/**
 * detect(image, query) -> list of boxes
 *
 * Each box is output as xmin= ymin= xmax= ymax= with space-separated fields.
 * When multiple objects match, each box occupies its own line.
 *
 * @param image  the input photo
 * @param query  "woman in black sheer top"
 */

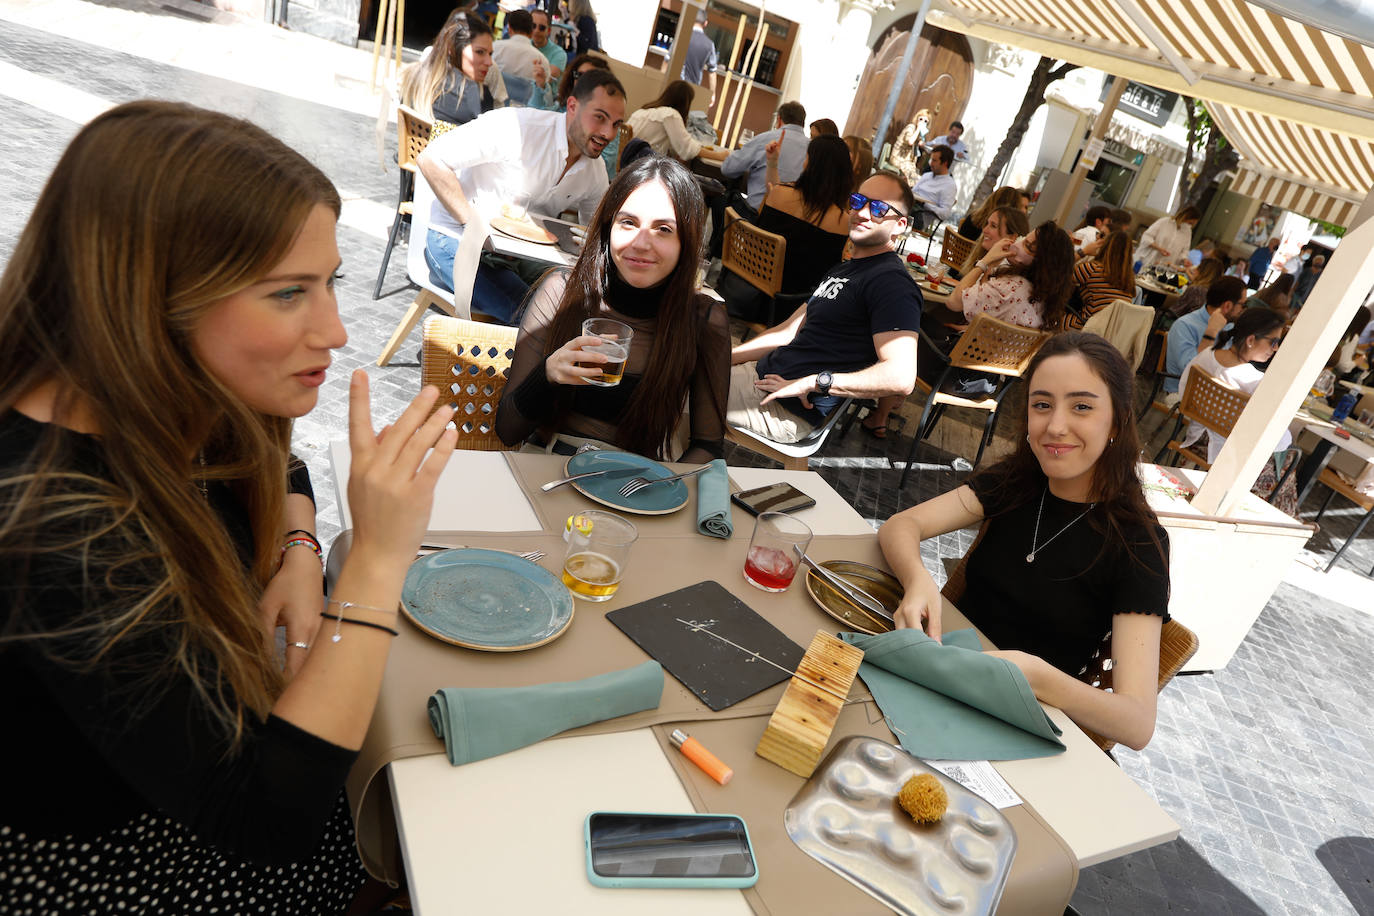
xmin=495 ymin=156 xmax=729 ymax=462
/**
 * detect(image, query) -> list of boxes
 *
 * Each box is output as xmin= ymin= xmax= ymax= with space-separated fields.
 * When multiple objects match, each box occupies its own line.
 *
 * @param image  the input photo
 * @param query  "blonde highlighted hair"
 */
xmin=0 ymin=100 xmax=341 ymax=744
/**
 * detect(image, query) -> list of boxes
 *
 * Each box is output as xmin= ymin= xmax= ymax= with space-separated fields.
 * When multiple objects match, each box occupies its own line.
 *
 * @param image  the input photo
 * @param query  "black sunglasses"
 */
xmin=848 ymin=192 xmax=905 ymax=221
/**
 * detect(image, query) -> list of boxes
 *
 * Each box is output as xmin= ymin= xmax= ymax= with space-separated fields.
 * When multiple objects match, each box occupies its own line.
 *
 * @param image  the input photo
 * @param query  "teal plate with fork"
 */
xmin=564 ymin=450 xmax=689 ymax=515
xmin=401 ymin=548 xmax=574 ymax=651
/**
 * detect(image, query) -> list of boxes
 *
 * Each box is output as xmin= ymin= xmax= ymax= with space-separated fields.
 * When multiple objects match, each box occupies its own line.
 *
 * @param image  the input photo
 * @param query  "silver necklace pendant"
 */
xmin=1026 ymin=551 xmax=1036 ymax=563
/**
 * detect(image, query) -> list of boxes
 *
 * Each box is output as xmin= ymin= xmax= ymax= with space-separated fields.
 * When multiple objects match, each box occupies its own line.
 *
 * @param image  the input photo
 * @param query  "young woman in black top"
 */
xmin=879 ymin=333 xmax=1170 ymax=750
xmin=0 ymin=101 xmax=455 ymax=911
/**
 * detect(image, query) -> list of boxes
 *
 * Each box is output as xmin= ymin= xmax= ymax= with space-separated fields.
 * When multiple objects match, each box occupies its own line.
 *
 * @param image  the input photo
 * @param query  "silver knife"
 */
xmin=540 ymin=467 xmax=643 ymax=491
xmin=794 ymin=547 xmax=894 ymax=623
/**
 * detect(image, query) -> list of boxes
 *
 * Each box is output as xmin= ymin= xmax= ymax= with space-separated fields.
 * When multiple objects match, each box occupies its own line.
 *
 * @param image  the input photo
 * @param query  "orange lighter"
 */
xmin=670 ymin=729 xmax=734 ymax=785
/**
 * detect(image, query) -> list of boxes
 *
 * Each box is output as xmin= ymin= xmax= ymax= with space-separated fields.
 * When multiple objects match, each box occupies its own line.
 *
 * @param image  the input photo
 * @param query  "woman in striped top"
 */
xmin=1067 ymin=230 xmax=1136 ymax=329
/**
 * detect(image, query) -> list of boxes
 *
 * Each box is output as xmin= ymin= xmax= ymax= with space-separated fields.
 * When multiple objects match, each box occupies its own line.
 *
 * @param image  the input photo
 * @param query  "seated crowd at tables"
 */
xmin=3 ymin=18 xmax=1353 ymax=910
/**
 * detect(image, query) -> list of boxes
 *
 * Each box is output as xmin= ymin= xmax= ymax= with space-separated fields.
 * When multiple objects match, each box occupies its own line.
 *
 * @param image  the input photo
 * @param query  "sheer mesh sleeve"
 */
xmin=495 ymin=271 xmax=569 ymax=447
xmin=680 ymin=296 xmax=730 ymax=463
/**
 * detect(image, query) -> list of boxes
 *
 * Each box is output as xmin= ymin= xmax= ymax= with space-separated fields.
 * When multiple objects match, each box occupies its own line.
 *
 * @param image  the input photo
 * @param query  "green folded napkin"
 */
xmin=840 ymin=629 xmax=1065 ymax=761
xmin=427 ymin=660 xmax=664 ymax=766
xmin=696 ymin=458 xmax=733 ymax=539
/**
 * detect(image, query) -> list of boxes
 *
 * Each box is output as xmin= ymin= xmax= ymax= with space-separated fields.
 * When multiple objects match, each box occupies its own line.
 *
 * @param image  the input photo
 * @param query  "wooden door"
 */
xmin=843 ymin=20 xmax=973 ymax=156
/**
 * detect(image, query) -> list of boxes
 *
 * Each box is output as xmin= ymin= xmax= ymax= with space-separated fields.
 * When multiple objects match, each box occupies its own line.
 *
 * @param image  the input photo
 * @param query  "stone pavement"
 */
xmin=1 ymin=4 xmax=1371 ymax=913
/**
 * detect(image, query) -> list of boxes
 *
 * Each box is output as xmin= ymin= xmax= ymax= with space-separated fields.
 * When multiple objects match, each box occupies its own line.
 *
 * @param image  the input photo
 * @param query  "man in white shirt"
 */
xmin=721 ymin=100 xmax=807 ymax=213
xmin=529 ymin=9 xmax=565 ymax=78
xmin=921 ymin=120 xmax=968 ymax=162
xmin=418 ymin=69 xmax=626 ymax=323
xmin=492 ymin=10 xmax=549 ymax=85
xmin=678 ymin=7 xmax=718 ymax=105
xmin=909 ymin=145 xmax=958 ymax=227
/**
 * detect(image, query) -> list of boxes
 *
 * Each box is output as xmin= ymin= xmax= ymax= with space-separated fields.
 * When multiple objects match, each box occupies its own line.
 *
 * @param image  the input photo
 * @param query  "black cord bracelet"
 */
xmin=319 ymin=611 xmax=400 ymax=638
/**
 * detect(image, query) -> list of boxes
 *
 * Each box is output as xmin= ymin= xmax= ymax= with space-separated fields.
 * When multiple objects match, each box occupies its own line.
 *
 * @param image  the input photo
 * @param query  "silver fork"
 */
xmin=617 ymin=464 xmax=712 ymax=497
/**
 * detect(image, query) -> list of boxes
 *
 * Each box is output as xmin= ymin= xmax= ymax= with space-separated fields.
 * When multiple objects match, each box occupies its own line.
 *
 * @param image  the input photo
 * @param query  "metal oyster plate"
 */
xmin=785 ymin=736 xmax=1016 ymax=915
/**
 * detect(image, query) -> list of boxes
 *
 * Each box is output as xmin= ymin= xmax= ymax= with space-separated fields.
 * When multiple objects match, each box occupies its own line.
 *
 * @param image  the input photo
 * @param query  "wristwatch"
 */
xmin=815 ymin=370 xmax=834 ymax=397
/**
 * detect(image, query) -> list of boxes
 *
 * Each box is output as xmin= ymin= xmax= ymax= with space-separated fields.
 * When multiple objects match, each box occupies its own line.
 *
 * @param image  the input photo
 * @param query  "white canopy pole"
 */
xmin=1192 ymin=187 xmax=1374 ymax=516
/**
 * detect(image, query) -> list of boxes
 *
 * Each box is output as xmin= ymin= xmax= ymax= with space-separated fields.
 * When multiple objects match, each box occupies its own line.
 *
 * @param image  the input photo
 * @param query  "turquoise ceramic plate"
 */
xmin=400 ymin=548 xmax=574 ymax=652
xmin=565 ymin=451 xmax=689 ymax=516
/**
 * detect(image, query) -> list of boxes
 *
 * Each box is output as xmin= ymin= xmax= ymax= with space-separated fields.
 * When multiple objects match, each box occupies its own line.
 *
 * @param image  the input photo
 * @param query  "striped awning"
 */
xmin=929 ymin=0 xmax=1374 ymax=225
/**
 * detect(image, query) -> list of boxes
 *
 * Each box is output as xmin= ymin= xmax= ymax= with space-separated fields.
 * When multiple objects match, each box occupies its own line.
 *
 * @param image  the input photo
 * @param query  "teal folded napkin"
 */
xmin=840 ymin=629 xmax=1065 ymax=761
xmin=427 ymin=660 xmax=664 ymax=766
xmin=696 ymin=458 xmax=733 ymax=539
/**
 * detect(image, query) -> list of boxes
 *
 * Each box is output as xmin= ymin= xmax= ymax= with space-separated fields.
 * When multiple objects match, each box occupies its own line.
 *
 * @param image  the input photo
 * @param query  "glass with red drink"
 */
xmin=743 ymin=511 xmax=813 ymax=592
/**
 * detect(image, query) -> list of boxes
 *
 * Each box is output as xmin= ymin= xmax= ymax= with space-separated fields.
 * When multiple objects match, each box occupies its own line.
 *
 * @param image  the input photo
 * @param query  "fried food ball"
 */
xmin=898 ymin=772 xmax=948 ymax=824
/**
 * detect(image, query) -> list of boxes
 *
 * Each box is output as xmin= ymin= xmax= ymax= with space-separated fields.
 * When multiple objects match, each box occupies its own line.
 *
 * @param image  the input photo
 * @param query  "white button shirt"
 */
xmin=423 ymin=107 xmax=608 ymax=239
xmin=492 ymin=34 xmax=547 ymax=83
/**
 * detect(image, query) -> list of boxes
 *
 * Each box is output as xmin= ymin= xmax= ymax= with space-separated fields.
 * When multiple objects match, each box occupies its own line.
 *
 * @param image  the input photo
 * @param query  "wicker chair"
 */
xmin=373 ymin=105 xmax=434 ymax=300
xmin=898 ymin=314 xmax=1051 ymax=489
xmin=939 ymin=227 xmax=977 ymax=272
xmin=718 ymin=207 xmax=811 ymax=331
xmin=420 ymin=315 xmax=518 ymax=450
xmin=614 ymin=122 xmax=634 ymax=173
xmin=941 ymin=522 xmax=1200 ymax=754
xmin=1158 ymin=369 xmax=1249 ymax=470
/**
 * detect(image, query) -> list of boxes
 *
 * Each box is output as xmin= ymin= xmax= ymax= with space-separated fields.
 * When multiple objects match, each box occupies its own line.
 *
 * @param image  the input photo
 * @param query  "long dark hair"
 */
xmin=1095 ymin=229 xmax=1136 ymax=297
xmin=556 ymin=53 xmax=609 ymax=107
xmin=399 ymin=9 xmax=492 ymax=117
xmin=541 ymin=157 xmax=724 ymax=458
xmin=1253 ymin=273 xmax=1295 ymax=308
xmin=1216 ymin=306 xmax=1284 ymax=357
xmin=995 ymin=220 xmax=1075 ymax=329
xmin=788 ymin=135 xmax=852 ymax=224
xmin=646 ymin=79 xmax=696 ymax=123
xmin=967 ymin=186 xmax=1026 ymax=230
xmin=969 ymin=332 xmax=1166 ymax=563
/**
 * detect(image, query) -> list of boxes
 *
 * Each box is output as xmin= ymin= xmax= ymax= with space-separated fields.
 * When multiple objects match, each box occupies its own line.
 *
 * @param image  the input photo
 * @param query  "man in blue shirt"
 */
xmin=1247 ymin=238 xmax=1278 ymax=290
xmin=529 ymin=9 xmax=566 ymax=78
xmin=679 ymin=8 xmax=718 ymax=105
xmin=1163 ymin=276 xmax=1246 ymax=404
xmin=721 ymin=100 xmax=807 ymax=214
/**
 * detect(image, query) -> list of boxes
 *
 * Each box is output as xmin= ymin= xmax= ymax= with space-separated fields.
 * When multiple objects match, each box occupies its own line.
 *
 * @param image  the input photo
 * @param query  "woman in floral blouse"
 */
xmin=952 ymin=220 xmax=1075 ymax=330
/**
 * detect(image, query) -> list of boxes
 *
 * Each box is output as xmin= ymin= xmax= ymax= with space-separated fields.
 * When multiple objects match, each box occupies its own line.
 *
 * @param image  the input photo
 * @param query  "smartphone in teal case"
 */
xmin=584 ymin=811 xmax=760 ymax=889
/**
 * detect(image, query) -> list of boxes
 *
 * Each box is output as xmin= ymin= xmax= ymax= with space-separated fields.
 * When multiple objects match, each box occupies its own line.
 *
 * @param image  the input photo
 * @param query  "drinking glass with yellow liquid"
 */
xmin=561 ymin=510 xmax=637 ymax=601
xmin=581 ymin=318 xmax=633 ymax=388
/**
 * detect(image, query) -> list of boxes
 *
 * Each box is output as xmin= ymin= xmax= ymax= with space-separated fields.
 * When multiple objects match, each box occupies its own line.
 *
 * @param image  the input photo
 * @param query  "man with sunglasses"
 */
xmin=529 ymin=9 xmax=566 ymax=79
xmin=727 ymin=172 xmax=924 ymax=443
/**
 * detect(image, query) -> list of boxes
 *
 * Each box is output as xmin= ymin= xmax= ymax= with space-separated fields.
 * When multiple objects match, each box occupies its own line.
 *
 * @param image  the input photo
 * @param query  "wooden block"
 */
xmin=755 ymin=630 xmax=865 ymax=778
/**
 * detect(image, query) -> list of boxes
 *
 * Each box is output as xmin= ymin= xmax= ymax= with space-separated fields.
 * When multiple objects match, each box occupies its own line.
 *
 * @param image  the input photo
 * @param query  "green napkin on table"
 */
xmin=696 ymin=458 xmax=733 ymax=539
xmin=427 ymin=660 xmax=664 ymax=766
xmin=840 ymin=629 xmax=1065 ymax=761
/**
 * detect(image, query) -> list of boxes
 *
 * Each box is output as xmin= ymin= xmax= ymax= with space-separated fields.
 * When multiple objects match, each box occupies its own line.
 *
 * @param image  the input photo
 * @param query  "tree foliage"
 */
xmin=1179 ymin=97 xmax=1239 ymax=209
xmin=971 ymin=56 xmax=1079 ymax=204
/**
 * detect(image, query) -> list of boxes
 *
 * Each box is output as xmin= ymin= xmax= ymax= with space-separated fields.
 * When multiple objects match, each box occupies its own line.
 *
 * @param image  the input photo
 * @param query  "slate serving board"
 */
xmin=607 ymin=581 xmax=805 ymax=712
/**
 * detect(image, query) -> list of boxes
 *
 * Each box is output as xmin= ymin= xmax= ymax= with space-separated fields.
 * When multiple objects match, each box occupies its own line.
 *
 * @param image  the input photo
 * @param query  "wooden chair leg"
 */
xmin=377 ymin=289 xmax=452 ymax=366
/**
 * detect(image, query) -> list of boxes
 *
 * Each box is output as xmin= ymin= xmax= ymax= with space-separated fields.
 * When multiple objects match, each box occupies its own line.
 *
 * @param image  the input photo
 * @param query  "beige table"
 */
xmin=328 ymin=446 xmax=1178 ymax=912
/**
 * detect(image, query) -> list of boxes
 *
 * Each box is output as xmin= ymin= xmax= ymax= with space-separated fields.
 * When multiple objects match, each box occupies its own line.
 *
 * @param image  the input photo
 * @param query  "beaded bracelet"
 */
xmin=283 ymin=536 xmax=323 ymax=560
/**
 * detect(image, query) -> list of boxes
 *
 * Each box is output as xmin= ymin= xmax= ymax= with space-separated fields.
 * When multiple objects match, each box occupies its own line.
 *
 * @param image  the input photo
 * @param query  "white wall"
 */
xmin=1145 ymin=161 xmax=1181 ymax=213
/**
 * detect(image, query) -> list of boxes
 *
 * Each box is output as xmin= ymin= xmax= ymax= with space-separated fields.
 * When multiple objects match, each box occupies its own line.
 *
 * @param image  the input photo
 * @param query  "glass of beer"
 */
xmin=582 ymin=318 xmax=633 ymax=388
xmin=743 ymin=512 xmax=812 ymax=593
xmin=561 ymin=510 xmax=637 ymax=601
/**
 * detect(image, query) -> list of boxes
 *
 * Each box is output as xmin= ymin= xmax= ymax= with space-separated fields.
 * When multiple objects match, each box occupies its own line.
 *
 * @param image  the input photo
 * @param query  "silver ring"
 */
xmin=290 ymin=641 xmax=311 ymax=650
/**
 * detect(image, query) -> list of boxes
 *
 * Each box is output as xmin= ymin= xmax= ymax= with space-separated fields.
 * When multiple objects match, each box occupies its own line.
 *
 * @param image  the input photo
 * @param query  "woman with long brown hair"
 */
xmin=950 ymin=219 xmax=1076 ymax=330
xmin=399 ymin=9 xmax=500 ymax=124
xmin=626 ymin=78 xmax=704 ymax=161
xmin=957 ymin=185 xmax=1028 ymax=241
xmin=0 ymin=101 xmax=454 ymax=910
xmin=880 ymin=333 xmax=1170 ymax=750
xmin=1066 ymin=228 xmax=1137 ymax=328
xmin=959 ymin=204 xmax=1029 ymax=276
xmin=496 ymin=156 xmax=729 ymax=461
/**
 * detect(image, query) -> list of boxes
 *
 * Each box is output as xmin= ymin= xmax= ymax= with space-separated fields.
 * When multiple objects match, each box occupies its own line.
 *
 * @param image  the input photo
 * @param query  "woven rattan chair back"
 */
xmin=947 ymin=313 xmax=1051 ymax=376
xmin=421 ymin=316 xmax=518 ymax=451
xmin=398 ymin=105 xmax=434 ymax=172
xmin=940 ymin=228 xmax=977 ymax=271
xmin=1076 ymin=618 xmax=1199 ymax=752
xmin=721 ymin=212 xmax=786 ymax=298
xmin=617 ymin=122 xmax=633 ymax=162
xmin=1178 ymin=368 xmax=1249 ymax=439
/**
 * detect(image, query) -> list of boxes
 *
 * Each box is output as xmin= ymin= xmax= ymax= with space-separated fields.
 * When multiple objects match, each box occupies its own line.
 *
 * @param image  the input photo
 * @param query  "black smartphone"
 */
xmin=584 ymin=812 xmax=758 ymax=888
xmin=730 ymin=482 xmax=817 ymax=516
